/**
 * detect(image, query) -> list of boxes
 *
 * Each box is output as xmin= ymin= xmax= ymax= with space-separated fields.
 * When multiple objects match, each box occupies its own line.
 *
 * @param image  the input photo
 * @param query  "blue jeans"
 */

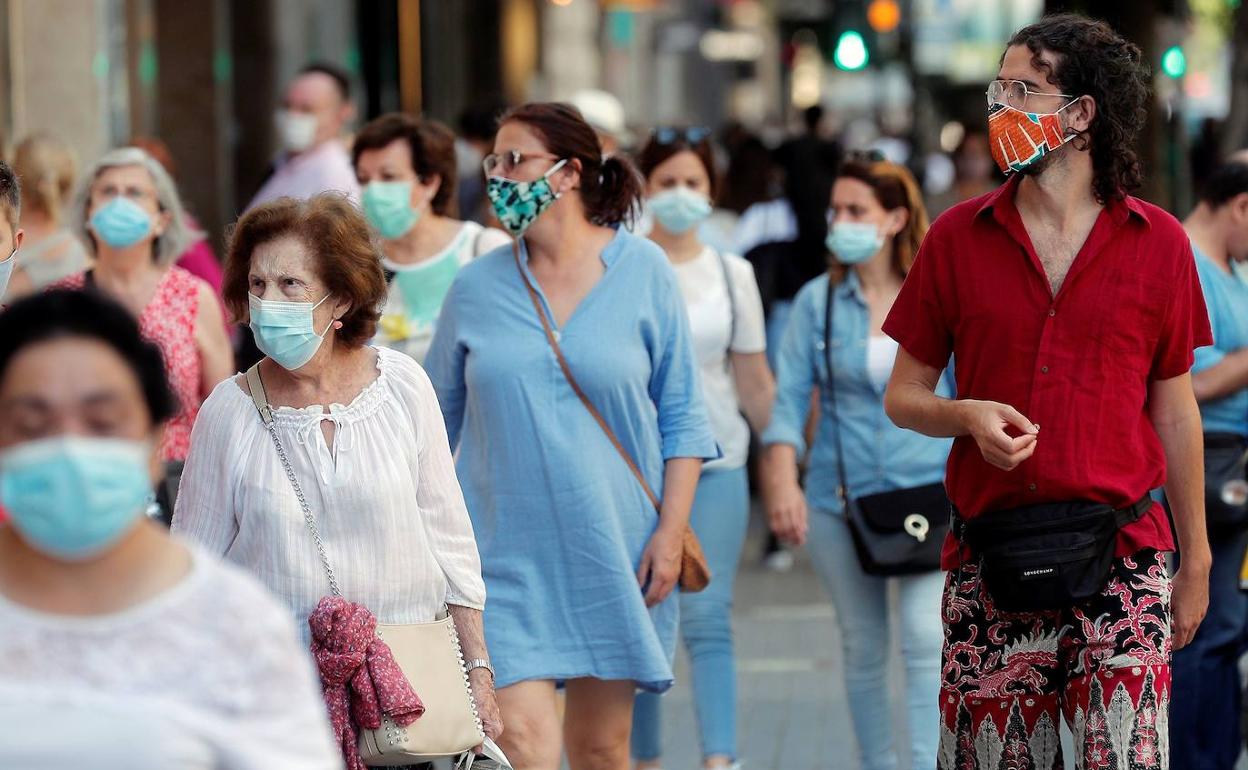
xmin=632 ymin=466 xmax=750 ymax=762
xmin=1170 ymin=524 xmax=1248 ymax=769
xmin=806 ymin=510 xmax=943 ymax=770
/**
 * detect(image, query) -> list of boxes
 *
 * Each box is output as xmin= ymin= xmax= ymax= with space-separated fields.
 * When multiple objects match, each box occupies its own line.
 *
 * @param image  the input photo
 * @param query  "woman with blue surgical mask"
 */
xmin=0 ymin=289 xmax=338 ymax=769
xmin=629 ymin=130 xmax=774 ymax=770
xmin=54 ymin=147 xmax=233 ymax=518
xmin=760 ymin=158 xmax=953 ymax=770
xmin=353 ymin=114 xmax=510 ymax=364
xmin=172 ymin=194 xmax=502 ymax=767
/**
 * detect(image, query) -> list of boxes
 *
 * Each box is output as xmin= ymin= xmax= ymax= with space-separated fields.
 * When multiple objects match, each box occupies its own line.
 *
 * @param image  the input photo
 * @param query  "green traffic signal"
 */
xmin=834 ymin=30 xmax=869 ymax=71
xmin=1161 ymin=45 xmax=1186 ymax=78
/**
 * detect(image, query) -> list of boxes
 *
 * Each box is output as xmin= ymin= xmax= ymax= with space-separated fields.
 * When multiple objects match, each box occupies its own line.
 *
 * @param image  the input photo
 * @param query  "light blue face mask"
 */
xmin=825 ymin=221 xmax=885 ymax=265
xmin=362 ymin=181 xmax=420 ymax=240
xmin=248 ymin=292 xmax=334 ymax=371
xmin=648 ymin=187 xmax=712 ymax=235
xmin=0 ymin=249 xmax=15 ymax=298
xmin=0 ymin=436 xmax=152 ymax=561
xmin=90 ymin=196 xmax=153 ymax=249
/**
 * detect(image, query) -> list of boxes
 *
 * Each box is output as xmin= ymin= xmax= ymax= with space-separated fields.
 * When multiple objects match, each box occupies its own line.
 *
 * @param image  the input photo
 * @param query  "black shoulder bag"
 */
xmin=822 ymin=277 xmax=949 ymax=576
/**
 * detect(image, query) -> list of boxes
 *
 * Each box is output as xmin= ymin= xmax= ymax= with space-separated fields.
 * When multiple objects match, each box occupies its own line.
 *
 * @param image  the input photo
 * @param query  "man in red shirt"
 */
xmin=883 ymin=14 xmax=1210 ymax=768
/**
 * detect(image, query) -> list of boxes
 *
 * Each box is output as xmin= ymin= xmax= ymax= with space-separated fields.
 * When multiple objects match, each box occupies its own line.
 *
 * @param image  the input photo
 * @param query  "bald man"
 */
xmin=247 ymin=63 xmax=361 ymax=210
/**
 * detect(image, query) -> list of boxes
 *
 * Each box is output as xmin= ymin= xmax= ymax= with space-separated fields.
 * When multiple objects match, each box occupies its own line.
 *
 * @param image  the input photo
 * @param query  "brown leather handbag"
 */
xmin=512 ymin=242 xmax=711 ymax=592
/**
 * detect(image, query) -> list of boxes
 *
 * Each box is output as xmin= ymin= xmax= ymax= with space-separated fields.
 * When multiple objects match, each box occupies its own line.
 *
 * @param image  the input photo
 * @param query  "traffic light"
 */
xmin=834 ymin=29 xmax=869 ymax=71
xmin=866 ymin=0 xmax=901 ymax=34
xmin=1161 ymin=45 xmax=1186 ymax=78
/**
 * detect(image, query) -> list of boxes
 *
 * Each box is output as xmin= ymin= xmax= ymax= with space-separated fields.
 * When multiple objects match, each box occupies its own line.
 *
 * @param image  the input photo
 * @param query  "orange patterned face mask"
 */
xmin=987 ymin=101 xmax=1076 ymax=175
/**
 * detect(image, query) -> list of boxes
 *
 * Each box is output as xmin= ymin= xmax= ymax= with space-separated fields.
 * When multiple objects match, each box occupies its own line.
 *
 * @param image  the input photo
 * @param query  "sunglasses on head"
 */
xmin=652 ymin=126 xmax=713 ymax=146
xmin=845 ymin=148 xmax=887 ymax=163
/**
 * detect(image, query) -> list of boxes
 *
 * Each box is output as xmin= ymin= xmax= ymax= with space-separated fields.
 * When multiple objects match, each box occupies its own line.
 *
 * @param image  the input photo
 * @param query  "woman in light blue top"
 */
xmin=760 ymin=159 xmax=952 ymax=770
xmin=425 ymin=103 xmax=718 ymax=770
xmin=1171 ymin=159 xmax=1248 ymax=766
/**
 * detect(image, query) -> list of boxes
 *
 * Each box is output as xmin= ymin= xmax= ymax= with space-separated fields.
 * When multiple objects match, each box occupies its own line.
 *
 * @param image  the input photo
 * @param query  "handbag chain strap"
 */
xmin=822 ymin=275 xmax=852 ymax=506
xmin=512 ymin=240 xmax=662 ymax=511
xmin=246 ymin=364 xmax=342 ymax=598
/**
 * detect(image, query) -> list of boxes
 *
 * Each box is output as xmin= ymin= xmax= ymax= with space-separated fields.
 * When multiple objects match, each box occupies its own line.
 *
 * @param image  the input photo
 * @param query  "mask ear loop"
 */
xmin=311 ymin=293 xmax=338 ymax=338
xmin=543 ymin=158 xmax=570 ymax=200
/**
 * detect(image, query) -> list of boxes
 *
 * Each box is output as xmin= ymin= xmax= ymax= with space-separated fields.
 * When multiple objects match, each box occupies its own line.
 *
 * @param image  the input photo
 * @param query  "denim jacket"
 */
xmin=761 ymin=271 xmax=954 ymax=514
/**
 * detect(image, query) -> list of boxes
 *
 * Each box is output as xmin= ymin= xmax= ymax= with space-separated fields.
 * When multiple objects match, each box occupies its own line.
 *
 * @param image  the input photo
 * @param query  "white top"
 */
xmin=670 ymin=247 xmax=767 ymax=470
xmin=247 ymin=140 xmax=361 ymax=210
xmin=0 ymin=544 xmax=339 ymax=769
xmin=376 ymin=221 xmax=511 ymax=363
xmin=732 ymin=198 xmax=797 ymax=256
xmin=866 ymin=335 xmax=899 ymax=391
xmin=172 ymin=347 xmax=486 ymax=640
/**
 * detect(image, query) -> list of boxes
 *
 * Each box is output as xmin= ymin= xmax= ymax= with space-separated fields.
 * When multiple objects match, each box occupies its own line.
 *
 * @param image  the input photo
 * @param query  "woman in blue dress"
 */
xmin=425 ymin=103 xmax=719 ymax=770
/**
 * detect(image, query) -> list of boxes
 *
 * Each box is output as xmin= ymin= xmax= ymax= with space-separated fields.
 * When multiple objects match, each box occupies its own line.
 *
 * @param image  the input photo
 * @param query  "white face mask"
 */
xmin=275 ymin=110 xmax=318 ymax=153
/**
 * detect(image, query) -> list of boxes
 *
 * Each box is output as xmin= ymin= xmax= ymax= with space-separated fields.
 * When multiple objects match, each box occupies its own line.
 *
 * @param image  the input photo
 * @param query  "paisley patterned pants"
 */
xmin=938 ymin=550 xmax=1172 ymax=770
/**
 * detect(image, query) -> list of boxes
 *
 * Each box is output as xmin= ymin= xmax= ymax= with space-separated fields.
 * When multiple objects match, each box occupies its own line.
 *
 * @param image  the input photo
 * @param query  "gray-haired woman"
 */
xmin=53 ymin=146 xmax=233 ymax=476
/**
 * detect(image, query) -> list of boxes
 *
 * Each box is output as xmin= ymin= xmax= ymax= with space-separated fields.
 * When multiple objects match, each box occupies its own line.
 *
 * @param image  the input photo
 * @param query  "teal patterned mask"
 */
xmin=486 ymin=159 xmax=567 ymax=237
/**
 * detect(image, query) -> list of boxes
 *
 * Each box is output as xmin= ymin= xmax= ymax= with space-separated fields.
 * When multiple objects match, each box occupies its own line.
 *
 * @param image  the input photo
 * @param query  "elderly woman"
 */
xmin=54 ymin=147 xmax=233 ymax=470
xmin=353 ymin=113 xmax=509 ymax=363
xmin=172 ymin=193 xmax=502 ymax=757
xmin=0 ymin=289 xmax=338 ymax=768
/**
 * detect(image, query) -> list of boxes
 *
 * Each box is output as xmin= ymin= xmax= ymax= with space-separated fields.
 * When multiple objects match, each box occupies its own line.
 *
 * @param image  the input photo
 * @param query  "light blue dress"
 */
xmin=425 ymin=228 xmax=719 ymax=692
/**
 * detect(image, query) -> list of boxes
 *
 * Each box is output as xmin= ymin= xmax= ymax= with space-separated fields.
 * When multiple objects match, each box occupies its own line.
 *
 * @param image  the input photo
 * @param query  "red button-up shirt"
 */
xmin=883 ymin=176 xmax=1211 ymax=568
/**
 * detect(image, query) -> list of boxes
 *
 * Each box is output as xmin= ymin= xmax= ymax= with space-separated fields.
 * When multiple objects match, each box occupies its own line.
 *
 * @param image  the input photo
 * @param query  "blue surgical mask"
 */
xmin=362 ymin=181 xmax=420 ymax=240
xmin=486 ymin=159 xmax=567 ymax=237
xmin=648 ymin=187 xmax=712 ymax=235
xmin=90 ymin=196 xmax=153 ymax=249
xmin=0 ymin=249 xmax=15 ymax=297
xmin=825 ymin=221 xmax=885 ymax=265
xmin=0 ymin=436 xmax=153 ymax=561
xmin=248 ymin=292 xmax=334 ymax=370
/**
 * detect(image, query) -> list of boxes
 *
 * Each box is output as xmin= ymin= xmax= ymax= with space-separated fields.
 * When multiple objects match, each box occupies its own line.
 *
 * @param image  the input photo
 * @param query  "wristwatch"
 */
xmin=466 ymin=658 xmax=495 ymax=680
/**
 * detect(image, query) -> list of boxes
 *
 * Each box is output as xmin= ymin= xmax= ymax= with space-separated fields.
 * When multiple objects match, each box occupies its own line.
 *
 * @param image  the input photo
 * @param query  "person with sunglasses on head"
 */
xmin=882 ymin=14 xmax=1211 ymax=768
xmin=353 ymin=113 xmax=510 ymax=364
xmin=628 ymin=129 xmax=775 ymax=770
xmin=762 ymin=157 xmax=951 ymax=770
xmin=425 ymin=103 xmax=718 ymax=770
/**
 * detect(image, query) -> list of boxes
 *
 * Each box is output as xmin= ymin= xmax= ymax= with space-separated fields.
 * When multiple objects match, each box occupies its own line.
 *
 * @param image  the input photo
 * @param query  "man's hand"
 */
xmin=1171 ymin=552 xmax=1210 ymax=651
xmin=961 ymin=400 xmax=1039 ymax=471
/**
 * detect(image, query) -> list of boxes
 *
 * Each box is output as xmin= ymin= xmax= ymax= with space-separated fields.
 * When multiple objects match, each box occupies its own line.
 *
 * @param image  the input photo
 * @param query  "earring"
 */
xmin=333 ymin=319 xmax=344 ymax=330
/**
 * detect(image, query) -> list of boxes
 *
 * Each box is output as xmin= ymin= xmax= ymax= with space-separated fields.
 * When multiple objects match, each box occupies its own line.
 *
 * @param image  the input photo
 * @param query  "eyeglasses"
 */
xmin=986 ymin=79 xmax=1075 ymax=110
xmin=482 ymin=150 xmax=560 ymax=177
xmin=652 ymin=126 xmax=712 ymax=146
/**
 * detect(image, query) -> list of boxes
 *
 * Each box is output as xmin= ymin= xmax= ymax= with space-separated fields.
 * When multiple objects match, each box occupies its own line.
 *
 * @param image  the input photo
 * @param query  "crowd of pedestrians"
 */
xmin=1 ymin=11 xmax=1247 ymax=770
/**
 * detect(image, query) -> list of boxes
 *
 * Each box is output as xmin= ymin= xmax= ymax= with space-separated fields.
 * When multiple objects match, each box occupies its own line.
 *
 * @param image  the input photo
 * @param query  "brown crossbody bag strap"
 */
xmin=511 ymin=241 xmax=710 ymax=592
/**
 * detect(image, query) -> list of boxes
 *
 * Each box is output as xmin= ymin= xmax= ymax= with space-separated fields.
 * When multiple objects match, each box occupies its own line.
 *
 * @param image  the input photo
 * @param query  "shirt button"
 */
xmin=815 ymin=340 xmax=826 ymax=351
xmin=1041 ymin=366 xmax=1049 ymax=374
xmin=1049 ymin=308 xmax=1056 ymax=317
xmin=1028 ymin=483 xmax=1037 ymax=491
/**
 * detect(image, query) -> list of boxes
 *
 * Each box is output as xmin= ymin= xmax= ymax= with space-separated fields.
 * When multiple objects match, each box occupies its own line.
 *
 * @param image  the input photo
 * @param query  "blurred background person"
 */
xmin=353 ymin=113 xmax=509 ymax=364
xmin=247 ymin=62 xmax=360 ymax=210
xmin=129 ymin=136 xmax=224 ymax=304
xmin=56 ymin=147 xmax=233 ymax=517
xmin=762 ymin=159 xmax=950 ymax=770
xmin=5 ymin=133 xmax=88 ymax=299
xmin=1172 ymin=158 xmax=1248 ymax=768
xmin=0 ymin=289 xmax=338 ymax=769
xmin=927 ymin=128 xmax=1001 ymax=216
xmin=457 ymin=99 xmax=509 ymax=226
xmin=172 ymin=194 xmax=502 ymax=756
xmin=631 ymin=128 xmax=774 ymax=770
xmin=426 ymin=102 xmax=718 ymax=770
xmin=569 ymin=88 xmax=632 ymax=155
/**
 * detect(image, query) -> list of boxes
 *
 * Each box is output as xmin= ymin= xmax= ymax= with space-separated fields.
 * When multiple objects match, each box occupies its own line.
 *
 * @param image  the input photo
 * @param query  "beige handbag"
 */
xmin=245 ymin=364 xmax=491 ymax=766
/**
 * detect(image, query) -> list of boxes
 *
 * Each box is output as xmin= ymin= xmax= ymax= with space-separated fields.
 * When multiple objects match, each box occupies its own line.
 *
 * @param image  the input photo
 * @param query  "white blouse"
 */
xmin=0 ymin=545 xmax=339 ymax=769
xmin=173 ymin=346 xmax=486 ymax=638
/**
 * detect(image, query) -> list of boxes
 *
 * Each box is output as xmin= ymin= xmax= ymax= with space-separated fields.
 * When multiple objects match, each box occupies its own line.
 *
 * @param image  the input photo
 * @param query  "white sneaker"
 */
xmin=763 ymin=549 xmax=794 ymax=572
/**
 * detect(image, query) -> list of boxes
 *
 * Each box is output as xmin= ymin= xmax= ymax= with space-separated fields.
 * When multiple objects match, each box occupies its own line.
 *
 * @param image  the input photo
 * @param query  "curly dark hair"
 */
xmin=1007 ymin=13 xmax=1150 ymax=203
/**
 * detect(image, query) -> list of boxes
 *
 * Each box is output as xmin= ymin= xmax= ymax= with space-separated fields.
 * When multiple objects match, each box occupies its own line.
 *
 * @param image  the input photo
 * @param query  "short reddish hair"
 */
xmin=223 ymin=193 xmax=386 ymax=348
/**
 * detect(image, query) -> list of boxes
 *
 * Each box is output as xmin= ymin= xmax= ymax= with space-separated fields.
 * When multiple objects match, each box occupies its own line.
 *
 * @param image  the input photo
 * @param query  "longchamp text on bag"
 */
xmin=822 ymin=276 xmax=948 ymax=576
xmin=512 ymin=241 xmax=711 ymax=592
xmin=245 ymin=364 xmax=496 ymax=766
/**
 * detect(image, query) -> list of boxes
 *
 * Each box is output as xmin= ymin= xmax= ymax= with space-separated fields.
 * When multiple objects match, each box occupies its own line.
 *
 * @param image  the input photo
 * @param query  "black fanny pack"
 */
xmin=953 ymin=495 xmax=1152 ymax=613
xmin=1204 ymin=433 xmax=1248 ymax=532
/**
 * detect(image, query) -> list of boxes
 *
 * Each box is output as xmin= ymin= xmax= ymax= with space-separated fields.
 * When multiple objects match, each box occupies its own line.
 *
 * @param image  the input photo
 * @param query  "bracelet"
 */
xmin=466 ymin=658 xmax=495 ymax=681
